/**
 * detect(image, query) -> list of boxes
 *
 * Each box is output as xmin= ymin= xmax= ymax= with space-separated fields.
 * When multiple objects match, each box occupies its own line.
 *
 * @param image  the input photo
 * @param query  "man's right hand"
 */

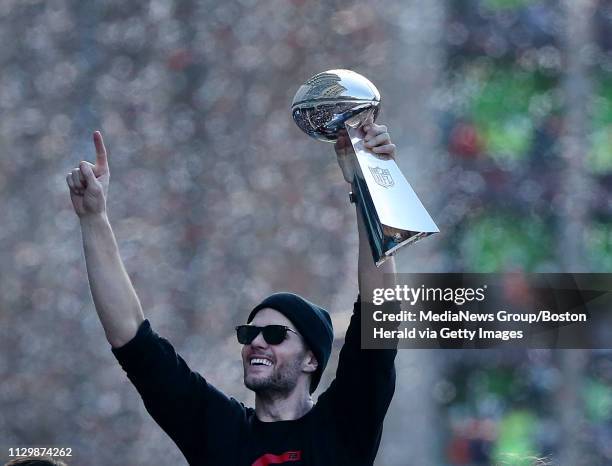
xmin=66 ymin=131 xmax=110 ymax=217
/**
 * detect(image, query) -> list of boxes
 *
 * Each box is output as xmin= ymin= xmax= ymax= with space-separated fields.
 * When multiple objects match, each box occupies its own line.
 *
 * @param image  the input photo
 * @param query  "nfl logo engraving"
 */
xmin=369 ymin=166 xmax=394 ymax=188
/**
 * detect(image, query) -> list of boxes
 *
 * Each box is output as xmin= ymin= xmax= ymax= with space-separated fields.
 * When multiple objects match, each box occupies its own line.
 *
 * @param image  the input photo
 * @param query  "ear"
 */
xmin=302 ymin=350 xmax=318 ymax=374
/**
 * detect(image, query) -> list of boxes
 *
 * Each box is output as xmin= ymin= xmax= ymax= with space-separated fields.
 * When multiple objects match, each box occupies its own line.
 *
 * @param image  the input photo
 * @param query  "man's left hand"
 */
xmin=334 ymin=119 xmax=396 ymax=184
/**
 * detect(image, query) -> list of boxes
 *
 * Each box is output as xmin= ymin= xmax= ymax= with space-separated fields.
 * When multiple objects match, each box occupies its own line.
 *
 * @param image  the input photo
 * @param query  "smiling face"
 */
xmin=241 ymin=308 xmax=317 ymax=395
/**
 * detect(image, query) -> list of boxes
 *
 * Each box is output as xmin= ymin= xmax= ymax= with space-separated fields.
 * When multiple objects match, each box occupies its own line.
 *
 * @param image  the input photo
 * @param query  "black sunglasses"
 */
xmin=235 ymin=324 xmax=298 ymax=345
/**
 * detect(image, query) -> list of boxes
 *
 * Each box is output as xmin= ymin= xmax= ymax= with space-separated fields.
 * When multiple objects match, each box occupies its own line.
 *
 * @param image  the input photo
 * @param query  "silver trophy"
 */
xmin=291 ymin=69 xmax=439 ymax=266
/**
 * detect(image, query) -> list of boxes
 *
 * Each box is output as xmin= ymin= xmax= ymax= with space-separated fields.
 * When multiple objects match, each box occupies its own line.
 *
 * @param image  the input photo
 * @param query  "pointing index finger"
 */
xmin=93 ymin=131 xmax=108 ymax=173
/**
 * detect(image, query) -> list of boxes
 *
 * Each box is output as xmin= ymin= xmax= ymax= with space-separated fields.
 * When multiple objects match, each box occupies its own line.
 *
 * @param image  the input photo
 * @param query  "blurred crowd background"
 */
xmin=0 ymin=0 xmax=611 ymax=465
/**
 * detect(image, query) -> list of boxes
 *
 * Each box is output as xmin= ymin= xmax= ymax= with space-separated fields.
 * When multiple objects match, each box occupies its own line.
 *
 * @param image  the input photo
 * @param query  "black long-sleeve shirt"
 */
xmin=112 ymin=299 xmax=397 ymax=466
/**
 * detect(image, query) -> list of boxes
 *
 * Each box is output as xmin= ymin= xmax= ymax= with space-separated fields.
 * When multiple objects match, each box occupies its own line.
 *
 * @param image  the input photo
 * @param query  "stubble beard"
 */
xmin=244 ymin=357 xmax=303 ymax=395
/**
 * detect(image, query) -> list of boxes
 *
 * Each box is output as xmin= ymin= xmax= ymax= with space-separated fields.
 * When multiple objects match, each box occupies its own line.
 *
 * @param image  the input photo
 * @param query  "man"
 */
xmin=66 ymin=120 xmax=398 ymax=465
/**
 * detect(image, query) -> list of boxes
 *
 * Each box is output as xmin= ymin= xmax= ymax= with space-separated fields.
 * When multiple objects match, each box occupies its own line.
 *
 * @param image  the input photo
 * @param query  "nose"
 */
xmin=249 ymin=330 xmax=268 ymax=348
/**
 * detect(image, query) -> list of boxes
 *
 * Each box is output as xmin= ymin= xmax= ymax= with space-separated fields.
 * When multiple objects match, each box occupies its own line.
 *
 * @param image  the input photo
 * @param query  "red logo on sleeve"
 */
xmin=252 ymin=450 xmax=302 ymax=466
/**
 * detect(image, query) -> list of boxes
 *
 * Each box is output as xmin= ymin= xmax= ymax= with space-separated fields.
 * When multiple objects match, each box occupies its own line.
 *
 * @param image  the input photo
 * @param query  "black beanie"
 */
xmin=247 ymin=292 xmax=334 ymax=393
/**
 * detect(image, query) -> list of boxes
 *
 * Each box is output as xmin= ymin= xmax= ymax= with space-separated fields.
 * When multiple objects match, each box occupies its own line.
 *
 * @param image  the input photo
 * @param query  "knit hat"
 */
xmin=247 ymin=292 xmax=334 ymax=393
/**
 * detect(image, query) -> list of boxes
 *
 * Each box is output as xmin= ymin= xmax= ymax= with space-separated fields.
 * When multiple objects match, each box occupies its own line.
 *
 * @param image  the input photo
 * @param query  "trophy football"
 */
xmin=291 ymin=69 xmax=439 ymax=266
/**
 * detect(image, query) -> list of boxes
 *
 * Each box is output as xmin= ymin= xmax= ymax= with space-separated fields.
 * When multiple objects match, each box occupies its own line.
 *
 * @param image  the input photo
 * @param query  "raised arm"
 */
xmin=356 ymin=206 xmax=397 ymax=301
xmin=66 ymin=131 xmax=144 ymax=347
xmin=322 ymin=121 xmax=398 ymax=460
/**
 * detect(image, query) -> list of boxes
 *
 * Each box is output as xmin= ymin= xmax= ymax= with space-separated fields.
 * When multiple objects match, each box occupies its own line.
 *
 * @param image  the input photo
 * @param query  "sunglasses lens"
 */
xmin=262 ymin=325 xmax=287 ymax=345
xmin=236 ymin=326 xmax=258 ymax=344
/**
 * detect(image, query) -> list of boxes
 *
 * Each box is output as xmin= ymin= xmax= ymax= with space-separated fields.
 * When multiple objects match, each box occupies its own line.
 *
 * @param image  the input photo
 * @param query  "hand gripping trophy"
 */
xmin=291 ymin=69 xmax=439 ymax=266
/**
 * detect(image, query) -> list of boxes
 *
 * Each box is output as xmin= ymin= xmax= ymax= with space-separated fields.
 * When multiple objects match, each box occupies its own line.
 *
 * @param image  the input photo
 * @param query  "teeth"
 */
xmin=250 ymin=358 xmax=272 ymax=366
